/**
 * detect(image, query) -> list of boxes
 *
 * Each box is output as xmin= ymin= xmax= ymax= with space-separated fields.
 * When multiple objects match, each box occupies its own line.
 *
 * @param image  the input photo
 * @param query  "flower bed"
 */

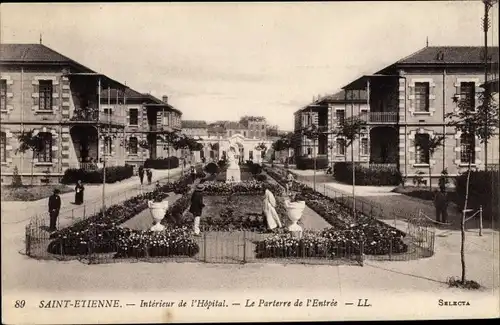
xmin=47 ymin=174 xmax=198 ymax=257
xmin=263 ymin=165 xmax=408 ymax=255
xmin=255 ymin=230 xmax=361 ymax=259
xmin=163 ymin=181 xmax=288 ymax=232
xmin=114 ymin=227 xmax=199 ymax=258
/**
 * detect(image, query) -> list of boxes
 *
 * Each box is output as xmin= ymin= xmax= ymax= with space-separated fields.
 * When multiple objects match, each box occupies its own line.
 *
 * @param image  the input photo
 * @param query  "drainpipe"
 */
xmin=398 ymin=75 xmax=408 ymax=181
xmin=21 ymin=67 xmax=24 ymax=175
xmin=443 ymin=68 xmax=446 ymax=173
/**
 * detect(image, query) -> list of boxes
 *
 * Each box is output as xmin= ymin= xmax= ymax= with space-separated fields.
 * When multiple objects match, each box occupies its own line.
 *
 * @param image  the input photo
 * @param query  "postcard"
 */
xmin=1 ymin=1 xmax=499 ymax=323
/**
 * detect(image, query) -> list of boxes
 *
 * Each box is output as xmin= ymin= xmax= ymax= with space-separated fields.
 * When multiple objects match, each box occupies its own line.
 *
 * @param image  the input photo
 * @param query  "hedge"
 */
xmin=454 ymin=170 xmax=499 ymax=221
xmin=296 ymin=156 xmax=328 ymax=170
xmin=61 ymin=165 xmax=134 ymax=184
xmin=144 ymin=157 xmax=179 ymax=170
xmin=334 ymin=162 xmax=402 ymax=186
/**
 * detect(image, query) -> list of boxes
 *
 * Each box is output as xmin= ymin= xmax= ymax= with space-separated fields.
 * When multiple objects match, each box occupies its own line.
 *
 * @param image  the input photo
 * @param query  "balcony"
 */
xmin=149 ymin=124 xmax=176 ymax=132
xmin=68 ymin=109 xmax=126 ymax=126
xmin=359 ymin=112 xmax=399 ymax=124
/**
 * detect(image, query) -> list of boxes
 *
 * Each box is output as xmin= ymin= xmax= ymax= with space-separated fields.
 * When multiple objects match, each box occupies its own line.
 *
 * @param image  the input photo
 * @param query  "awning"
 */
xmin=63 ymin=73 xmax=127 ymax=90
xmin=342 ymin=74 xmax=401 ymax=90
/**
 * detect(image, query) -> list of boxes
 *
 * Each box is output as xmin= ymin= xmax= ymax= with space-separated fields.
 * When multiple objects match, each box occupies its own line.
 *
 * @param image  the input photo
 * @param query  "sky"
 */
xmin=1 ymin=1 xmax=498 ymax=131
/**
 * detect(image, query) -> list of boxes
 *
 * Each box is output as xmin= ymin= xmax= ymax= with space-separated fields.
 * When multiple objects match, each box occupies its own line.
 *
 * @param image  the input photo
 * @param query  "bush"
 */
xmin=217 ymin=159 xmax=227 ymax=170
xmin=296 ymin=156 xmax=328 ymax=170
xmin=144 ymin=157 xmax=179 ymax=170
xmin=61 ymin=165 xmax=134 ymax=184
xmin=204 ymin=163 xmax=219 ymax=175
xmin=249 ymin=163 xmax=263 ymax=175
xmin=454 ymin=170 xmax=499 ymax=221
xmin=333 ymin=162 xmax=402 ymax=186
xmin=11 ymin=166 xmax=23 ymax=187
xmin=254 ymin=174 xmax=267 ymax=182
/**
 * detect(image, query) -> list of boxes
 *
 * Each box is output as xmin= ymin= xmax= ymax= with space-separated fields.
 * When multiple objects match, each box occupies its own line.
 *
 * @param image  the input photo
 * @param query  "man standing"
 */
xmin=434 ymin=185 xmax=449 ymax=223
xmin=138 ymin=165 xmax=145 ymax=185
xmin=48 ymin=189 xmax=61 ymax=232
xmin=189 ymin=183 xmax=205 ymax=236
xmin=190 ymin=165 xmax=197 ymax=183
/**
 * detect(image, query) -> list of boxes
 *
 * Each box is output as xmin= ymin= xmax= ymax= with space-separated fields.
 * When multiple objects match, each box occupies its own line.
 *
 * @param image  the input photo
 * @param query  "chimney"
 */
xmin=162 ymin=95 xmax=169 ymax=103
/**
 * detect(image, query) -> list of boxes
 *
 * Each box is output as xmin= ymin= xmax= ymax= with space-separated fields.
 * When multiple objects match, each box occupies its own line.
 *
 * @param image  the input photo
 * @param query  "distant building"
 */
xmin=181 ymin=118 xmax=272 ymax=163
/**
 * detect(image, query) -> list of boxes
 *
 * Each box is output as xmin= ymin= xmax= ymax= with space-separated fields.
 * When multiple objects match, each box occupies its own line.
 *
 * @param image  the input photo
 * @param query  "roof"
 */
xmin=395 ymin=46 xmax=499 ymax=65
xmin=100 ymin=88 xmax=145 ymax=100
xmin=225 ymin=121 xmax=246 ymax=129
xmin=342 ymin=46 xmax=500 ymax=90
xmin=0 ymin=43 xmax=95 ymax=72
xmin=207 ymin=126 xmax=226 ymax=134
xmin=182 ymin=120 xmax=208 ymax=129
xmin=315 ymin=89 xmax=368 ymax=104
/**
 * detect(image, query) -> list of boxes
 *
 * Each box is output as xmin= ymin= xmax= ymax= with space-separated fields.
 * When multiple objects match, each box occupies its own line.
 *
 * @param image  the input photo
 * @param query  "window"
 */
xmin=39 ymin=80 xmax=53 ymax=110
xmin=129 ymin=109 xmax=139 ymax=125
xmin=460 ymin=133 xmax=475 ymax=164
xmin=414 ymin=82 xmax=430 ymax=112
xmin=307 ymin=147 xmax=312 ymax=156
xmin=0 ymin=132 xmax=6 ymax=162
xmin=360 ymin=138 xmax=369 ymax=156
xmin=414 ymin=134 xmax=430 ymax=164
xmin=262 ymin=124 xmax=265 ymax=130
xmin=36 ymin=132 xmax=52 ymax=162
xmin=243 ymin=131 xmax=247 ymax=137
xmin=336 ymin=138 xmax=346 ymax=155
xmin=336 ymin=110 xmax=345 ymax=124
xmin=460 ymin=82 xmax=475 ymax=111
xmin=128 ymin=137 xmax=138 ymax=154
xmin=249 ymin=150 xmax=253 ymax=160
xmin=104 ymin=137 xmax=112 ymax=155
xmin=0 ymin=80 xmax=6 ymax=111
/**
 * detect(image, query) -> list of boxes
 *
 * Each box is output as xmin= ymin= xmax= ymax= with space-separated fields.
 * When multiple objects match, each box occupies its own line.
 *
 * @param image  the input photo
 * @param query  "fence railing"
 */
xmin=25 ymin=229 xmax=365 ymax=266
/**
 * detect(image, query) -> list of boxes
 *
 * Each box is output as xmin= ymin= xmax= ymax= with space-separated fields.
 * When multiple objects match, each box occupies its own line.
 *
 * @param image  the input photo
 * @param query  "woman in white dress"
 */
xmin=263 ymin=189 xmax=282 ymax=231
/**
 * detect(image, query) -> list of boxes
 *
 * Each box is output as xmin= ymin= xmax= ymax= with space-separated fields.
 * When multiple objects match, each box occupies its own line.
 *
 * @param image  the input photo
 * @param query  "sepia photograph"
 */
xmin=1 ymin=1 xmax=499 ymax=323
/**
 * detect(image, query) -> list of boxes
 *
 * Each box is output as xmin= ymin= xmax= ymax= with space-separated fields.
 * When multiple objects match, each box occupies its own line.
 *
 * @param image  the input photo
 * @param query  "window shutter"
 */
xmin=33 ymin=84 xmax=39 ymax=106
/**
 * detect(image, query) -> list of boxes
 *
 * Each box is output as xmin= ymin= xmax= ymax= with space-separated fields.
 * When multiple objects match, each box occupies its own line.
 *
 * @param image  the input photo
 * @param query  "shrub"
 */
xmin=217 ymin=159 xmax=227 ymax=170
xmin=296 ymin=156 xmax=328 ymax=170
xmin=254 ymin=174 xmax=267 ymax=182
xmin=11 ymin=166 xmax=23 ymax=187
xmin=144 ymin=157 xmax=179 ymax=170
xmin=61 ymin=165 xmax=134 ymax=184
xmin=454 ymin=170 xmax=499 ymax=221
xmin=333 ymin=162 xmax=402 ymax=186
xmin=204 ymin=162 xmax=219 ymax=175
xmin=249 ymin=163 xmax=263 ymax=175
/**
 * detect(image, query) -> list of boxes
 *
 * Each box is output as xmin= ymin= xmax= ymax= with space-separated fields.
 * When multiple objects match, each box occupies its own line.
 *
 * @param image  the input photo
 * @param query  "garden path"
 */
xmin=1 ymin=166 xmax=189 ymax=227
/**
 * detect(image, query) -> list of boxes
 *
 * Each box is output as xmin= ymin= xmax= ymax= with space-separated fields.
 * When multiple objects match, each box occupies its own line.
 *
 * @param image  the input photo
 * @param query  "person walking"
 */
xmin=189 ymin=183 xmax=206 ymax=236
xmin=48 ymin=189 xmax=61 ymax=232
xmin=138 ymin=165 xmax=145 ymax=185
xmin=155 ymin=180 xmax=161 ymax=190
xmin=75 ymin=180 xmax=85 ymax=205
xmin=434 ymin=185 xmax=449 ymax=223
xmin=190 ymin=165 xmax=197 ymax=183
xmin=147 ymin=169 xmax=153 ymax=185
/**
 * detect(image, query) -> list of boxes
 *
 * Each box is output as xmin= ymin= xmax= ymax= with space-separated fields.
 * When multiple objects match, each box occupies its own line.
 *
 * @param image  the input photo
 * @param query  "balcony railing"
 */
xmin=69 ymin=109 xmax=126 ymax=126
xmin=359 ymin=112 xmax=399 ymax=124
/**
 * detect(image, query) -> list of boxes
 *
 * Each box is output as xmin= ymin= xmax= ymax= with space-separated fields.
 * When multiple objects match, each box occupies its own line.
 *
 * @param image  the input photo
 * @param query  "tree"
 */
xmin=332 ymin=117 xmax=367 ymax=219
xmin=16 ymin=129 xmax=44 ymax=185
xmin=239 ymin=116 xmax=266 ymax=126
xmin=209 ymin=142 xmax=220 ymax=160
xmin=416 ymin=134 xmax=445 ymax=190
xmin=255 ymin=142 xmax=267 ymax=160
xmin=446 ymin=85 xmax=498 ymax=286
xmin=272 ymin=133 xmax=293 ymax=163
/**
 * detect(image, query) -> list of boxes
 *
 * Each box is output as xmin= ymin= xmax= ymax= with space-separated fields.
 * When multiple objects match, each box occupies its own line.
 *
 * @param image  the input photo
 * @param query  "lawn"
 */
xmin=1 ymin=184 xmax=74 ymax=201
xmin=392 ymin=185 xmax=457 ymax=202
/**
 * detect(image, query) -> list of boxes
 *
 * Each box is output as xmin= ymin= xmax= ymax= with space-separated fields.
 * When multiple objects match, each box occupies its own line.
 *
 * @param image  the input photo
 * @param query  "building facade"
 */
xmin=0 ymin=43 xmax=182 ymax=184
xmin=294 ymin=46 xmax=499 ymax=186
xmin=181 ymin=119 xmax=272 ymax=163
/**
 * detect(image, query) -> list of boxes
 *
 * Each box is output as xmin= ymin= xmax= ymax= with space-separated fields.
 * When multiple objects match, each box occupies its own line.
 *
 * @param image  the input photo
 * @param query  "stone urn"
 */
xmin=284 ymin=199 xmax=305 ymax=234
xmin=148 ymin=200 xmax=169 ymax=232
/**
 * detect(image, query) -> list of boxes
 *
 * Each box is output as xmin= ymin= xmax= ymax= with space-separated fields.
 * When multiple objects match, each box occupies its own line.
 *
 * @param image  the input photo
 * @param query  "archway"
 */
xmin=70 ymin=125 xmax=99 ymax=167
xmin=369 ymin=126 xmax=399 ymax=164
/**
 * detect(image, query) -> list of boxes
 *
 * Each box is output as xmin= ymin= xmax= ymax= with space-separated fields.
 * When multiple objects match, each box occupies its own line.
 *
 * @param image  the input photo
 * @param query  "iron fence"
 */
xmin=25 ymin=229 xmax=365 ymax=266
